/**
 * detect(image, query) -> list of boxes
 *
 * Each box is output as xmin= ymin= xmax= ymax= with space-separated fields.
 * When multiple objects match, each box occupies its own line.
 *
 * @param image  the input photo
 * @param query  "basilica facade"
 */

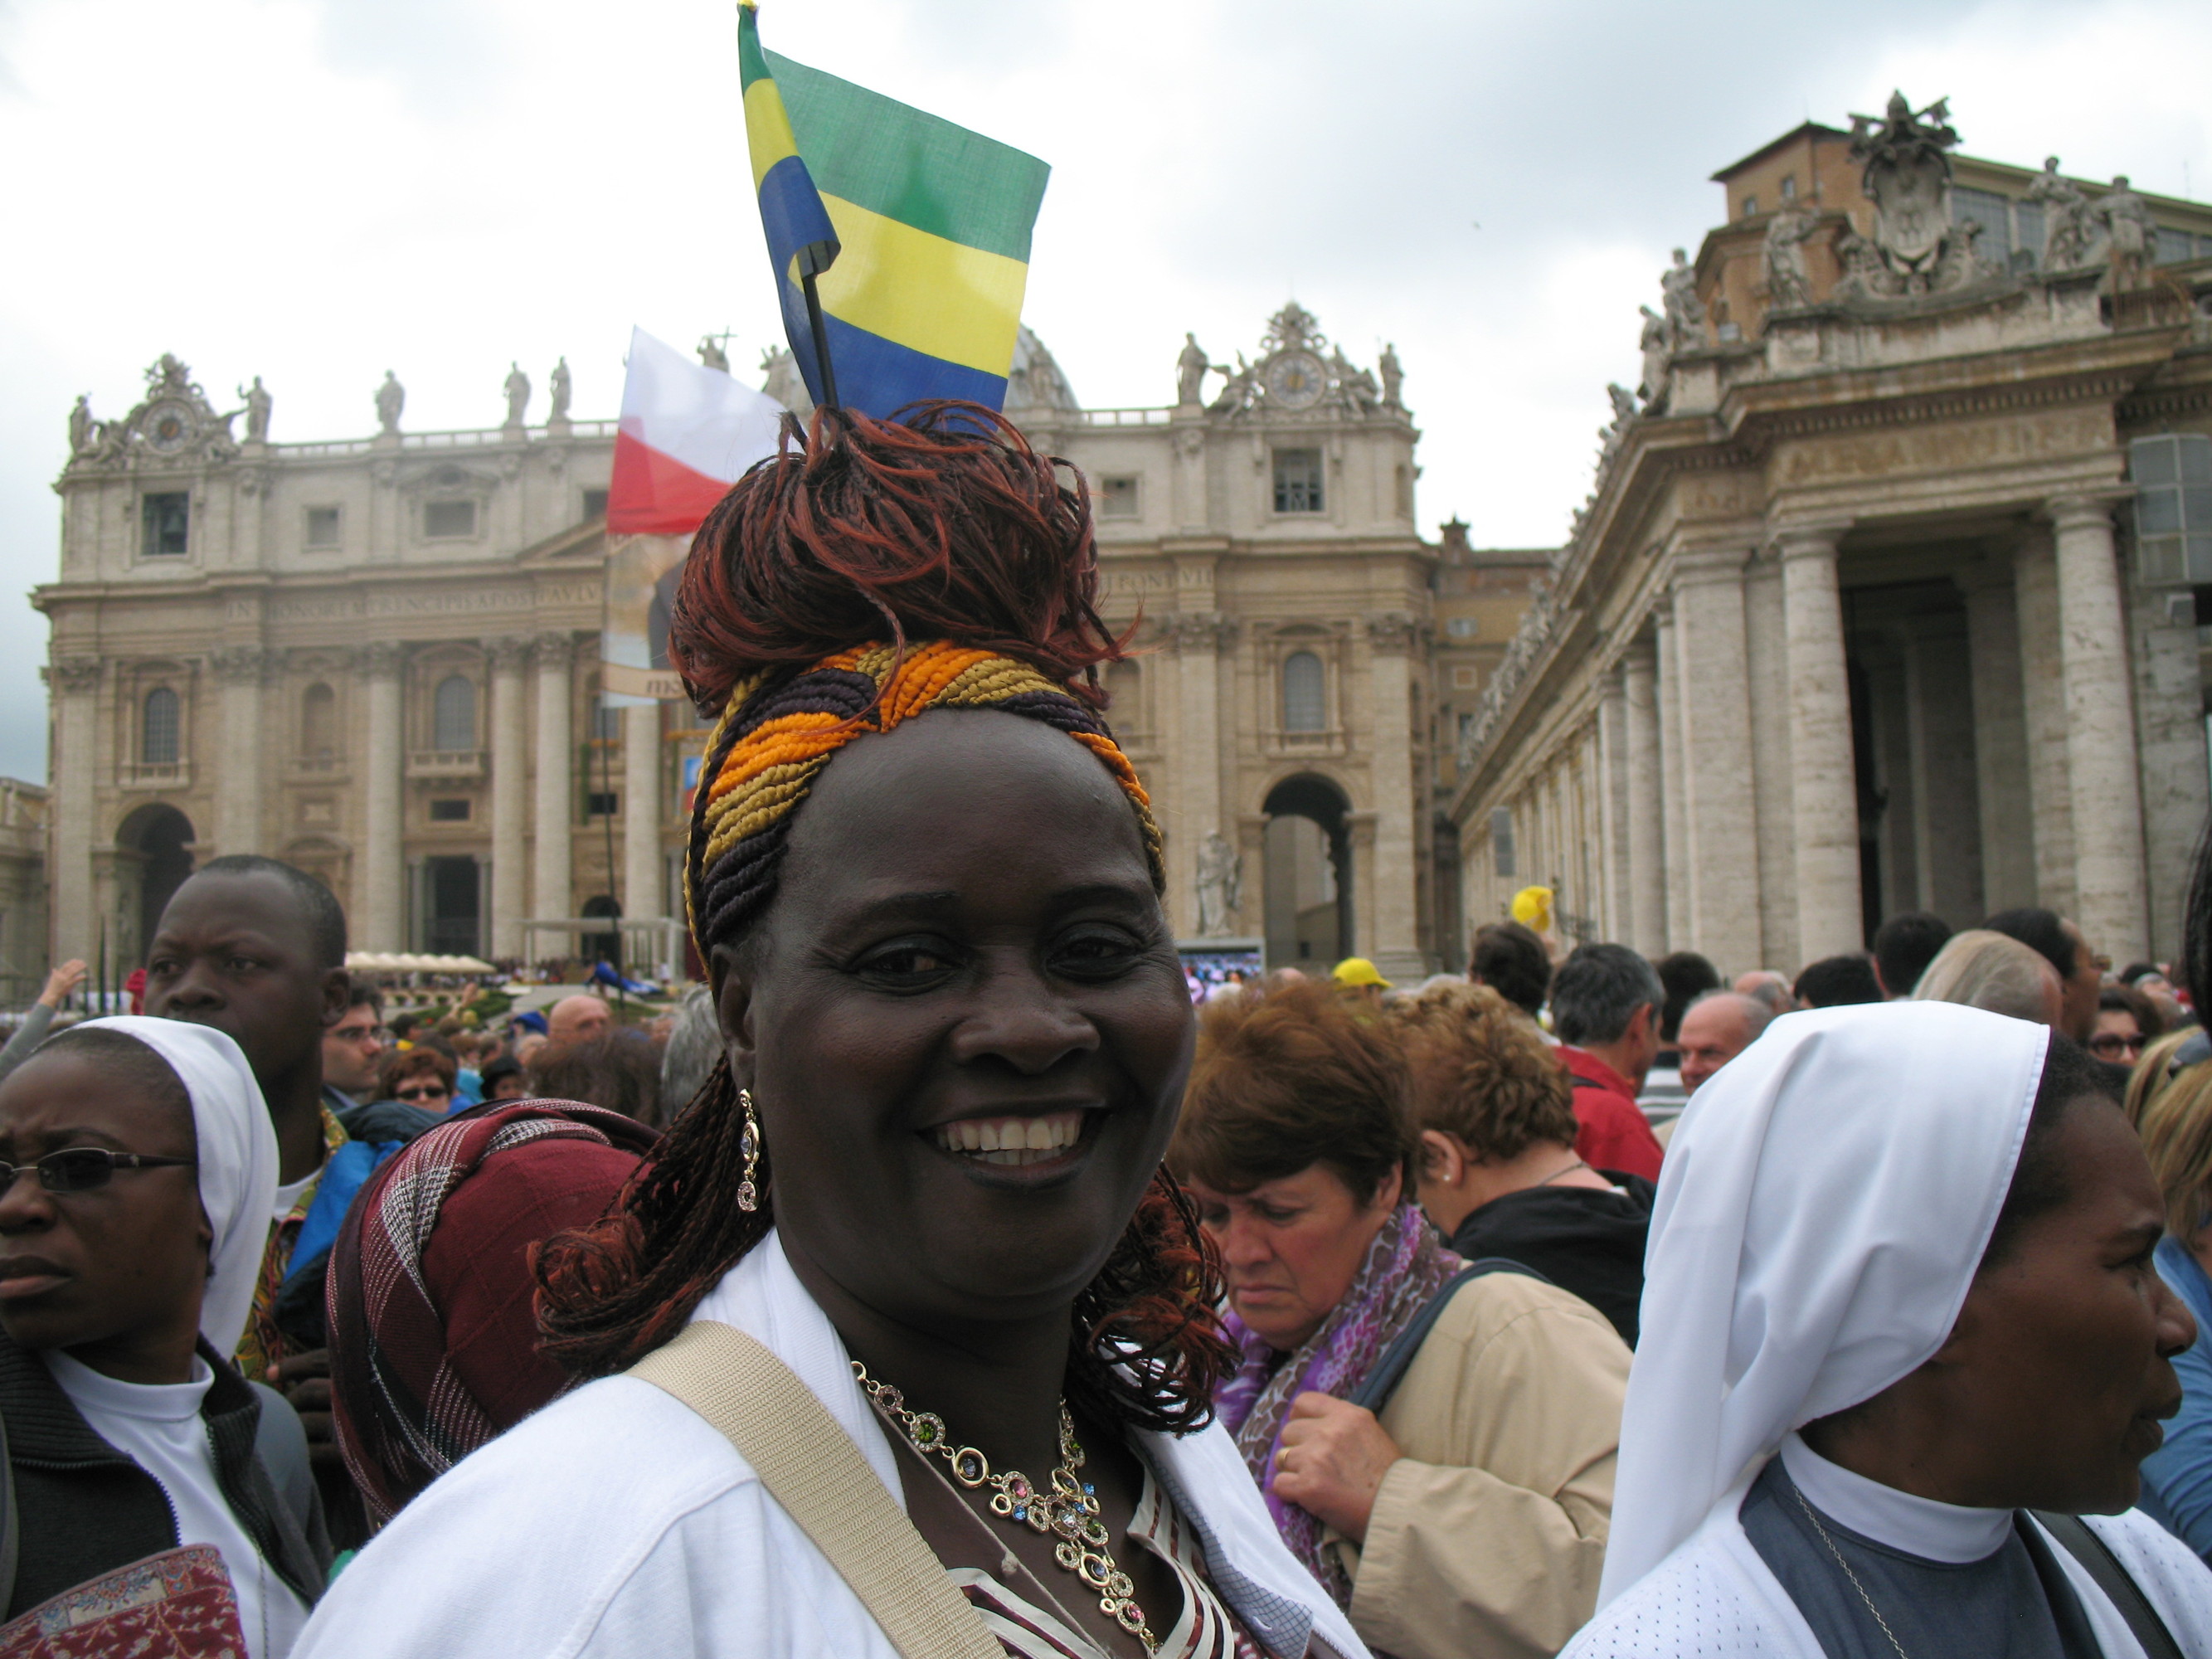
xmin=1451 ymin=99 xmax=2212 ymax=975
xmin=40 ymin=305 xmax=1478 ymax=982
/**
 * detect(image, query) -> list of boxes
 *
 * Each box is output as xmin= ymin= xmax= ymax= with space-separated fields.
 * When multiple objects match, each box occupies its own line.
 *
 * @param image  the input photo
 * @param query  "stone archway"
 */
xmin=117 ymin=802 xmax=195 ymax=966
xmin=1262 ymin=774 xmax=1353 ymax=970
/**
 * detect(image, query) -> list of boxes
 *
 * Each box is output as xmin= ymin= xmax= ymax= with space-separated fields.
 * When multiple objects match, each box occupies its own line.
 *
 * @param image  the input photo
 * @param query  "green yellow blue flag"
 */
xmin=738 ymin=4 xmax=1050 ymax=418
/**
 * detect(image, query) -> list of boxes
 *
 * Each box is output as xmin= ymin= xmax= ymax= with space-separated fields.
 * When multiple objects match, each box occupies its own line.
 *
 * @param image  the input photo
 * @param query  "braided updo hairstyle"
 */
xmin=537 ymin=403 xmax=1231 ymax=1433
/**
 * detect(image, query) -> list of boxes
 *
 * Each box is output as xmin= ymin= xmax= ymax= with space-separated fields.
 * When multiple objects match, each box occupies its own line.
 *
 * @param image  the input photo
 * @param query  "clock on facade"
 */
xmin=142 ymin=401 xmax=198 ymax=454
xmin=1263 ymin=350 xmax=1327 ymax=410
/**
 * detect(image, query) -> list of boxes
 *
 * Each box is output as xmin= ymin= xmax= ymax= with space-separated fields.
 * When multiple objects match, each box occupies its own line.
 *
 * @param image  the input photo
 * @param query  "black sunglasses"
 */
xmin=1 ymin=1148 xmax=197 ymax=1194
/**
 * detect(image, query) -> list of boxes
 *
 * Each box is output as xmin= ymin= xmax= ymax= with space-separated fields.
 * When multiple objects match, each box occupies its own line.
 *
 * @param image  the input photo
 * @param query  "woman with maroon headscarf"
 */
xmin=323 ymin=1102 xmax=658 ymax=1524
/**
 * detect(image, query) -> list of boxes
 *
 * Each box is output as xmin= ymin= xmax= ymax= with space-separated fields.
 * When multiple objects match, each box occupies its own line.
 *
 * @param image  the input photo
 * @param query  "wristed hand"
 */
xmin=1271 ymin=1391 xmax=1400 ymax=1545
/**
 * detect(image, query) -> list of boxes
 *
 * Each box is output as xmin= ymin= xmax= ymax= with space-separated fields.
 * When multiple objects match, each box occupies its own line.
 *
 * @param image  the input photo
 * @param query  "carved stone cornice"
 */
xmin=488 ymin=635 xmax=536 ymax=671
xmin=1363 ymin=611 xmax=1421 ymax=654
xmin=45 ymin=655 xmax=102 ymax=694
xmin=209 ymin=645 xmax=273 ymax=684
xmin=1169 ymin=611 xmax=1236 ymax=653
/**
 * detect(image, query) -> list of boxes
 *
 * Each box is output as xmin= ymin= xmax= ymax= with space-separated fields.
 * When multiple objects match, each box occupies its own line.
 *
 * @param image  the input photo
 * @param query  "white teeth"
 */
xmin=931 ymin=1111 xmax=1085 ymax=1163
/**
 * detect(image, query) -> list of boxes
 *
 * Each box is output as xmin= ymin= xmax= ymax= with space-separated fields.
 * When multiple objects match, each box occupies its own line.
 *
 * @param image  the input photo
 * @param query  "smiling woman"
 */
xmin=289 ymin=402 xmax=1369 ymax=1659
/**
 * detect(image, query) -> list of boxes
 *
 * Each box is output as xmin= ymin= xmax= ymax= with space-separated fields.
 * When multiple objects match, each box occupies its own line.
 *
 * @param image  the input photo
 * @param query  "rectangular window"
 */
xmin=1779 ymin=175 xmax=1797 ymax=202
xmin=581 ymin=488 xmax=610 ymax=520
xmin=1098 ymin=476 xmax=1140 ymax=518
xmin=1272 ymin=450 xmax=1324 ymax=514
xmin=428 ymin=798 xmax=472 ymax=822
xmin=1953 ymin=187 xmax=2015 ymax=266
xmin=1741 ymin=195 xmax=1757 ymax=220
xmin=1446 ymin=616 xmax=1478 ymax=638
xmin=2156 ymin=226 xmax=2197 ymax=266
xmin=1490 ymin=808 xmax=1516 ymax=878
xmin=2133 ymin=434 xmax=2212 ymax=585
xmin=585 ymin=791 xmax=620 ymax=818
xmin=591 ymin=703 xmax=623 ymax=742
xmin=423 ymin=499 xmax=477 ymax=538
xmin=142 ymin=493 xmax=189 ymax=557
xmin=304 ymin=506 xmax=342 ymax=549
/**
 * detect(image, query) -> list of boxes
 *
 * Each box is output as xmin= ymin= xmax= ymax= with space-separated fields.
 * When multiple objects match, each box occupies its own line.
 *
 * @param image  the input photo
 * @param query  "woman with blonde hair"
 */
xmin=1910 ymin=928 xmax=2064 ymax=1025
xmin=2137 ymin=1050 xmax=2212 ymax=1559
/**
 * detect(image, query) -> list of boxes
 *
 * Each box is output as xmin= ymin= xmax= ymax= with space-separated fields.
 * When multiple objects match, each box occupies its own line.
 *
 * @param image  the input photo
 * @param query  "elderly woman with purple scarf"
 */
xmin=1171 ymin=977 xmax=1631 ymax=1659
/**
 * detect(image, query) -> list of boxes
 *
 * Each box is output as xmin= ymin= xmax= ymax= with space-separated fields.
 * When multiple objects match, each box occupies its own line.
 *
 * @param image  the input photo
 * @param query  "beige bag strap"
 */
xmin=628 ymin=1320 xmax=1004 ymax=1659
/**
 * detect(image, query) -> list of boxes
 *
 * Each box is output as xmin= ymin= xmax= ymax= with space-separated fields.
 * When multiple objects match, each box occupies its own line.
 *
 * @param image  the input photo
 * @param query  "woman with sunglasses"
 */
xmin=0 ymin=1016 xmax=329 ymax=1655
xmin=2093 ymin=984 xmax=2164 ymax=1070
xmin=377 ymin=1048 xmax=457 ymax=1114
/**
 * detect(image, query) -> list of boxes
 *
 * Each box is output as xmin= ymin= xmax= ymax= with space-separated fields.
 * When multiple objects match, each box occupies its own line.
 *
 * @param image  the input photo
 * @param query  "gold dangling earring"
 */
xmin=737 ymin=1087 xmax=761 ymax=1213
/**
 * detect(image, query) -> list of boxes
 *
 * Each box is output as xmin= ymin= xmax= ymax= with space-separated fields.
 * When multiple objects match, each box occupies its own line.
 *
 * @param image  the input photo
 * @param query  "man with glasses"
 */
xmin=319 ymin=986 xmax=386 ymax=1111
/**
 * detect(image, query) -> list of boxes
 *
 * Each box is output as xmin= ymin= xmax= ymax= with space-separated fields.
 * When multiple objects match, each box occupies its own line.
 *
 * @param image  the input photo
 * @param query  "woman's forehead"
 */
xmin=785 ymin=709 xmax=1150 ymax=882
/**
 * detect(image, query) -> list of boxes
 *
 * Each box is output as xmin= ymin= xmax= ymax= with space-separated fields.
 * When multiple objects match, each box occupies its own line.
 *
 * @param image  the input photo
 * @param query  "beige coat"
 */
xmin=1325 ymin=1273 xmax=1630 ymax=1659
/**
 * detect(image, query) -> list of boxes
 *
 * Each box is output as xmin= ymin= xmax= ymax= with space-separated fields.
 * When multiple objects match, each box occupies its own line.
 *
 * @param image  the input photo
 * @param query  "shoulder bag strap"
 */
xmin=628 ymin=1321 xmax=1002 ymax=1659
xmin=2030 ymin=1510 xmax=2185 ymax=1659
xmin=1347 ymin=1258 xmax=1550 ymax=1414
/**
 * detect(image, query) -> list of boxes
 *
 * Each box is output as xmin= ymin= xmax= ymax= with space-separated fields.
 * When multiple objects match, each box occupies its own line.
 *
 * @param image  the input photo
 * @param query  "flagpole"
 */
xmin=800 ymin=266 xmax=840 ymax=410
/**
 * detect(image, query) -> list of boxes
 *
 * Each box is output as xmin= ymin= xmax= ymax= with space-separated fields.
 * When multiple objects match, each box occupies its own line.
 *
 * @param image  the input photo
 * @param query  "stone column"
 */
xmin=1654 ymin=608 xmax=1688 ymax=951
xmin=1671 ymin=549 xmax=1763 ymax=975
xmin=623 ymin=702 xmax=664 ymax=964
xmin=1960 ymin=566 xmax=2035 ymax=914
xmin=1364 ymin=612 xmax=1423 ymax=981
xmin=211 ymin=648 xmax=268 ymax=859
xmin=486 ymin=637 xmax=532 ymax=959
xmin=361 ymin=643 xmax=406 ymax=951
xmin=1778 ymin=528 xmax=1863 ymax=961
xmin=1621 ymin=639 xmax=1666 ymax=957
xmin=2050 ymin=496 xmax=2149 ymax=961
xmin=1597 ymin=665 xmax=1631 ymax=943
xmin=532 ymin=633 xmax=576 ymax=930
xmin=2015 ymin=527 xmax=2076 ymax=918
xmin=1169 ymin=608 xmax=1228 ymax=940
xmin=44 ymin=657 xmax=102 ymax=961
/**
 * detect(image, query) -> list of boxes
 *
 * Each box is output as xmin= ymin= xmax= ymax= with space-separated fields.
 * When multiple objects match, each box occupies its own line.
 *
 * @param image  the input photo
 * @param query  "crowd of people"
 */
xmin=9 ymin=399 xmax=2212 ymax=1658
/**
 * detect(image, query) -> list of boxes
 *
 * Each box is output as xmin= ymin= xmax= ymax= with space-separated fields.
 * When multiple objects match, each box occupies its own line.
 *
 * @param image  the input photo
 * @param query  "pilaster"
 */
xmin=360 ymin=642 xmax=406 ymax=951
xmin=488 ymin=636 xmax=531 ymax=959
xmin=45 ymin=656 xmax=101 ymax=962
xmin=2049 ymin=494 xmax=2148 ymax=961
xmin=1670 ymin=547 xmax=1762 ymax=975
xmin=1777 ymin=528 xmax=1861 ymax=961
xmin=1621 ymin=638 xmax=1666 ymax=957
xmin=532 ymin=632 xmax=576 ymax=932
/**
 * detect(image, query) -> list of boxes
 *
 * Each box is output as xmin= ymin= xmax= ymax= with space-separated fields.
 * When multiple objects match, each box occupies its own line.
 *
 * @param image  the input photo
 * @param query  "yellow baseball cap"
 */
xmin=1332 ymin=956 xmax=1392 ymax=990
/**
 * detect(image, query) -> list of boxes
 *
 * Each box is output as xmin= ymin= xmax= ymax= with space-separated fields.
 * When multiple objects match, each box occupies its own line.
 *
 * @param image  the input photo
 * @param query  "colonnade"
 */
xmin=1489 ymin=496 xmax=2154 ymax=975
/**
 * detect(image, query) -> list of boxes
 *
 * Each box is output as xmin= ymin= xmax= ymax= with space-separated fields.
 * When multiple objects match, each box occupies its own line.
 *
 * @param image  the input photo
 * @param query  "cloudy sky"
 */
xmin=1 ymin=0 xmax=2206 ymax=782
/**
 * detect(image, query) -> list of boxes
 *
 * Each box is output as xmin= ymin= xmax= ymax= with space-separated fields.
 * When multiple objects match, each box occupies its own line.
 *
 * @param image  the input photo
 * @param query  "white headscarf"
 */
xmin=72 ymin=1016 xmax=279 ymax=1361
xmin=1597 ymin=1000 xmax=2050 ymax=1603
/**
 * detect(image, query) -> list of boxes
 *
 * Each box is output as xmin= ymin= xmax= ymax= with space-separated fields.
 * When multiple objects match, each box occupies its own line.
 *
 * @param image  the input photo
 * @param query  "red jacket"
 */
xmin=1558 ymin=1046 xmax=1665 ymax=1181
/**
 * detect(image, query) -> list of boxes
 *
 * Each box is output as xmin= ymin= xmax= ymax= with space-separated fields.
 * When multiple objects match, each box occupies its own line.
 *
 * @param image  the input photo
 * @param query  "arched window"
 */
xmin=432 ymin=674 xmax=476 ymax=752
xmin=141 ymin=688 xmax=180 ymax=766
xmin=1281 ymin=651 xmax=1325 ymax=732
xmin=301 ymin=683 xmax=337 ymax=761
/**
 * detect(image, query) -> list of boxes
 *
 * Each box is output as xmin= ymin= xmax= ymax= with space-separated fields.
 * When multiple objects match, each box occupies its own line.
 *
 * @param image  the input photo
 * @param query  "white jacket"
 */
xmin=295 ymin=1232 xmax=1369 ymax=1659
xmin=1563 ymin=1460 xmax=2212 ymax=1659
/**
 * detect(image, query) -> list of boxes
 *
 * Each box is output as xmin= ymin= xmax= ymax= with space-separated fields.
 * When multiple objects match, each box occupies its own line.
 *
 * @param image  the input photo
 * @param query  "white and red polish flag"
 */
xmin=606 ymin=327 xmax=785 ymax=535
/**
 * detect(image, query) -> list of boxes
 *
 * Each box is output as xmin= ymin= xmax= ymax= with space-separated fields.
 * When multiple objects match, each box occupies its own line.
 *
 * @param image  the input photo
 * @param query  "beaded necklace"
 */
xmin=851 ymin=1360 xmax=1159 ymax=1652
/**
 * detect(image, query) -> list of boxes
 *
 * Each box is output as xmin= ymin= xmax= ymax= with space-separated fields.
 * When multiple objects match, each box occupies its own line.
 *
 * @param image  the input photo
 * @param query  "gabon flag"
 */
xmin=738 ymin=2 xmax=1050 ymax=417
xmin=605 ymin=328 xmax=784 ymax=538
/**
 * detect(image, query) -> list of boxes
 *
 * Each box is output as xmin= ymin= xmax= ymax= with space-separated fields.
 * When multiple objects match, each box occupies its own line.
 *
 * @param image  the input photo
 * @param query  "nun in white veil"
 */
xmin=1565 ymin=1000 xmax=2212 ymax=1659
